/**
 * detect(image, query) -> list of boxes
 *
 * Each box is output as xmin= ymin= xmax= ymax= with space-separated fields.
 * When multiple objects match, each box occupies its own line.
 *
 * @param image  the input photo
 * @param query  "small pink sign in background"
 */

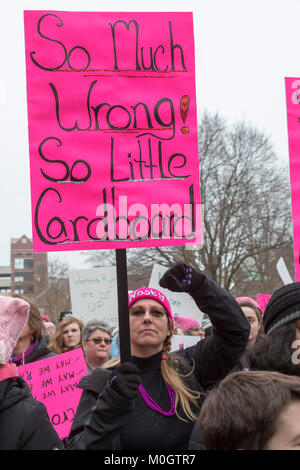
xmin=18 ymin=349 xmax=88 ymax=439
xmin=285 ymin=77 xmax=300 ymax=281
xmin=256 ymin=294 xmax=271 ymax=314
xmin=24 ymin=11 xmax=202 ymax=253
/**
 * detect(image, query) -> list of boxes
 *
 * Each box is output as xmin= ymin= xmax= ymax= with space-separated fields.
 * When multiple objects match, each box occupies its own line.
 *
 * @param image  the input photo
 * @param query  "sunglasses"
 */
xmin=87 ymin=338 xmax=112 ymax=345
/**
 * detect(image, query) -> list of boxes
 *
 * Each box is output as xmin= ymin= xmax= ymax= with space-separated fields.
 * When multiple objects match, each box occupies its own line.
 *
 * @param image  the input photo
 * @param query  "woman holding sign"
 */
xmin=67 ymin=263 xmax=250 ymax=450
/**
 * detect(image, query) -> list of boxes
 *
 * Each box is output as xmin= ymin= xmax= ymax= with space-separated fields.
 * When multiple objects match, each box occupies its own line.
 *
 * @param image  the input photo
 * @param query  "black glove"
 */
xmin=107 ymin=363 xmax=140 ymax=400
xmin=159 ymin=262 xmax=205 ymax=293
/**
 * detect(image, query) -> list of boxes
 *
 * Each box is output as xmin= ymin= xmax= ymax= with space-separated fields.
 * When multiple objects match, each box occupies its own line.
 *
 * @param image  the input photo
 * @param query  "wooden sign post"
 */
xmin=116 ymin=248 xmax=131 ymax=362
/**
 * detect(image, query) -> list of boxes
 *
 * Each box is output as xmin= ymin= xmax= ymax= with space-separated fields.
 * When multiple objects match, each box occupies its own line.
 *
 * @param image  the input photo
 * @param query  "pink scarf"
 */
xmin=0 ymin=362 xmax=18 ymax=382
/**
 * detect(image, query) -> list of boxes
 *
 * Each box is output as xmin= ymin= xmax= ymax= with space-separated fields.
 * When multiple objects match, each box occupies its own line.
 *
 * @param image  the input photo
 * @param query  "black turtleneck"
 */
xmin=120 ymin=351 xmax=195 ymax=450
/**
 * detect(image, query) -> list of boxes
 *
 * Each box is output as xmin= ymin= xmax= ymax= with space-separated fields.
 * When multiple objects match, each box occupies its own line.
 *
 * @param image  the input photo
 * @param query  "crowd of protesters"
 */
xmin=1 ymin=261 xmax=300 ymax=450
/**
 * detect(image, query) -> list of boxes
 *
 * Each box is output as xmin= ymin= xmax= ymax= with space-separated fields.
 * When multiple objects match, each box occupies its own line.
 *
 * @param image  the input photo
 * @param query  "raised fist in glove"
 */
xmin=159 ymin=262 xmax=204 ymax=293
xmin=107 ymin=363 xmax=140 ymax=400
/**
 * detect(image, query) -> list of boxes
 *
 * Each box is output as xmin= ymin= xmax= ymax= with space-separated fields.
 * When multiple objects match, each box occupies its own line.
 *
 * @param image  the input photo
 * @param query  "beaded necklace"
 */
xmin=138 ymin=381 xmax=176 ymax=416
xmin=10 ymin=352 xmax=25 ymax=366
xmin=11 ymin=338 xmax=38 ymax=366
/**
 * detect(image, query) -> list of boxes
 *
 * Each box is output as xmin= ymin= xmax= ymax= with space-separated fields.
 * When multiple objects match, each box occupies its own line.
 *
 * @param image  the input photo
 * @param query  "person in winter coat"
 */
xmin=229 ymin=296 xmax=264 ymax=372
xmin=67 ymin=263 xmax=250 ymax=451
xmin=10 ymin=297 xmax=56 ymax=366
xmin=236 ymin=297 xmax=264 ymax=349
xmin=0 ymin=295 xmax=63 ymax=450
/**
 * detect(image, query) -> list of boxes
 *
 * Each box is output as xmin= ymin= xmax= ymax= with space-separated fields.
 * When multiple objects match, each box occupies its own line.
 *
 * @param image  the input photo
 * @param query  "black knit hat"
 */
xmin=263 ymin=282 xmax=300 ymax=335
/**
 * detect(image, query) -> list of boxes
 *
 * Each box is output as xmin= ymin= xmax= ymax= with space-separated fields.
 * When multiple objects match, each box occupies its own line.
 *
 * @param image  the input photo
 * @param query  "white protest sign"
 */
xmin=69 ymin=267 xmax=118 ymax=327
xmin=171 ymin=334 xmax=200 ymax=352
xmin=276 ymin=257 xmax=293 ymax=285
xmin=149 ymin=264 xmax=204 ymax=325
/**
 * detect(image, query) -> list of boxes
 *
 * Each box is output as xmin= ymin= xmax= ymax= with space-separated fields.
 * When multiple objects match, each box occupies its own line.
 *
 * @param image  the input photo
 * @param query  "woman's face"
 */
xmin=242 ymin=306 xmax=260 ymax=343
xmin=13 ymin=322 xmax=34 ymax=355
xmin=174 ymin=326 xmax=184 ymax=335
xmin=83 ymin=329 xmax=111 ymax=367
xmin=45 ymin=324 xmax=55 ymax=337
xmin=189 ymin=326 xmax=206 ymax=339
xmin=18 ymin=323 xmax=33 ymax=341
xmin=62 ymin=322 xmax=81 ymax=349
xmin=129 ymin=299 xmax=171 ymax=357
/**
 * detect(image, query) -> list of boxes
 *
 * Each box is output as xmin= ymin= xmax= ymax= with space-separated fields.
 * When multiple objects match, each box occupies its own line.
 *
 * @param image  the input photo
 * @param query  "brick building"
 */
xmin=0 ymin=266 xmax=11 ymax=294
xmin=10 ymin=235 xmax=48 ymax=296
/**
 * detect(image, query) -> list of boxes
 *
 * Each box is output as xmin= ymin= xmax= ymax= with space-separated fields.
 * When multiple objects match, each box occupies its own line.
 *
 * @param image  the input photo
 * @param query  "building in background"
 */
xmin=10 ymin=235 xmax=48 ymax=296
xmin=0 ymin=266 xmax=11 ymax=294
xmin=0 ymin=235 xmax=71 ymax=321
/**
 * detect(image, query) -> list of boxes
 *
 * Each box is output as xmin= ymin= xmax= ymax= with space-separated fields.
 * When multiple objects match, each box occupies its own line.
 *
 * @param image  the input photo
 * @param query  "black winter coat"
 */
xmin=0 ymin=377 xmax=64 ymax=450
xmin=67 ymin=274 xmax=250 ymax=450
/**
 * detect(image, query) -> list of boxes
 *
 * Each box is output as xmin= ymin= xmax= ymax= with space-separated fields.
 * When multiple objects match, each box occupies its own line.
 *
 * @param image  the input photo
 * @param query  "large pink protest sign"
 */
xmin=18 ymin=349 xmax=88 ymax=439
xmin=285 ymin=77 xmax=300 ymax=281
xmin=24 ymin=11 xmax=202 ymax=253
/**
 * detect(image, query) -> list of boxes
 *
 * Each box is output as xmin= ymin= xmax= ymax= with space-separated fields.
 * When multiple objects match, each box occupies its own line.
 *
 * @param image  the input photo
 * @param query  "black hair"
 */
xmin=248 ymin=322 xmax=300 ymax=376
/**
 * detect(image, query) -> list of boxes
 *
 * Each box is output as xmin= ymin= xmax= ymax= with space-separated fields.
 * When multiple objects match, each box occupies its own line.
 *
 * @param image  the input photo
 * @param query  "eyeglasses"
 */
xmin=130 ymin=308 xmax=166 ymax=318
xmin=87 ymin=338 xmax=112 ymax=345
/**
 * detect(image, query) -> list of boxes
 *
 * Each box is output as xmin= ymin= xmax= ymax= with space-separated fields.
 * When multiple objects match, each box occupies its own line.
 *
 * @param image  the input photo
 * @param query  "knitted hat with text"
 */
xmin=263 ymin=282 xmax=300 ymax=335
xmin=128 ymin=288 xmax=174 ymax=329
xmin=0 ymin=296 xmax=30 ymax=364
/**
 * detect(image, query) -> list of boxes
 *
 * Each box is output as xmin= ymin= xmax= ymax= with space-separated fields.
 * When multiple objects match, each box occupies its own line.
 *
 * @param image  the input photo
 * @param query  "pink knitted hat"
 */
xmin=173 ymin=315 xmax=200 ymax=332
xmin=0 ymin=296 xmax=30 ymax=364
xmin=236 ymin=296 xmax=262 ymax=314
xmin=128 ymin=288 xmax=174 ymax=329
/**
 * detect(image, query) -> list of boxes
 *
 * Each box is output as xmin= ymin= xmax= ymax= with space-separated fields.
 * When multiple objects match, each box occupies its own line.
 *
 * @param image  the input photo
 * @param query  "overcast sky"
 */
xmin=0 ymin=0 xmax=298 ymax=268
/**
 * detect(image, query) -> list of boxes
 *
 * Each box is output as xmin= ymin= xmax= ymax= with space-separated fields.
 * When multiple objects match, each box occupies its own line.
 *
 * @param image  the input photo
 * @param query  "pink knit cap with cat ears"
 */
xmin=0 ymin=296 xmax=30 ymax=364
xmin=128 ymin=288 xmax=174 ymax=329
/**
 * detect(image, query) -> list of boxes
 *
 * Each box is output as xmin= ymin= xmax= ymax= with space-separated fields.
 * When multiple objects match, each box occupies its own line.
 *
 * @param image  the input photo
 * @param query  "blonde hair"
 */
xmin=103 ymin=318 xmax=201 ymax=421
xmin=49 ymin=316 xmax=83 ymax=354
